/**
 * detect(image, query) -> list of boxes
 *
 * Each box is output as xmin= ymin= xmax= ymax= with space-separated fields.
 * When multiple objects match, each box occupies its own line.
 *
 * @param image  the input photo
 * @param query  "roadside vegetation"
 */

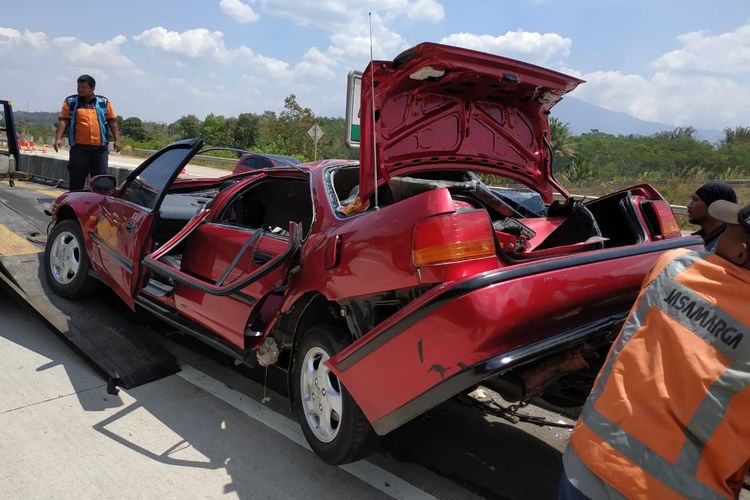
xmin=14 ymin=95 xmax=356 ymax=165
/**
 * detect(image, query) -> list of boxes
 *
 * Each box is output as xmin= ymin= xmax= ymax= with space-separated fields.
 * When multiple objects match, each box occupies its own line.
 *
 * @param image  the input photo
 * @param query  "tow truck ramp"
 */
xmin=0 ymin=181 xmax=179 ymax=390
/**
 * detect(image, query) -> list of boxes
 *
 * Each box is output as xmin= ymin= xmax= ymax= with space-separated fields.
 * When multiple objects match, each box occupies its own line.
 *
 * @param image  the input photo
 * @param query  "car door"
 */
xmin=141 ymin=176 xmax=305 ymax=348
xmin=90 ymin=139 xmax=203 ymax=308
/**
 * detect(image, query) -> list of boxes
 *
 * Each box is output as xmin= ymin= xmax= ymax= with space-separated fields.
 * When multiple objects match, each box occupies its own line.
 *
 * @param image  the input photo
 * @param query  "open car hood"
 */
xmin=357 ymin=42 xmax=584 ymax=205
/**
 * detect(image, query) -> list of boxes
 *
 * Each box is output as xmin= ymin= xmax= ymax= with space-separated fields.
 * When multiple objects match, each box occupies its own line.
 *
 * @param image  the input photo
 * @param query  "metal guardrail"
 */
xmin=133 ymin=148 xmax=236 ymax=165
xmin=670 ymin=204 xmax=688 ymax=215
xmin=132 ymin=146 xmax=694 ymax=214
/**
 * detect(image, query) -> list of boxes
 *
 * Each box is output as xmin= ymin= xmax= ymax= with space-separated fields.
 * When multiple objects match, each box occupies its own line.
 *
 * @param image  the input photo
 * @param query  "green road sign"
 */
xmin=345 ymin=70 xmax=362 ymax=149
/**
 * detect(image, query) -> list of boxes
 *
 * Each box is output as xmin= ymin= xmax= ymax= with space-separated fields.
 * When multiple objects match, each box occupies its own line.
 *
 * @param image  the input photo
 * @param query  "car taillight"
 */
xmin=412 ymin=210 xmax=496 ymax=266
xmin=641 ymin=200 xmax=681 ymax=239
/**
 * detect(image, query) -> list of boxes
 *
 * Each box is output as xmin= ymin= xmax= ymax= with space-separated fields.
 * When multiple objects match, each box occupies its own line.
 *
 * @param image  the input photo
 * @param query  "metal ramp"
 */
xmin=0 ymin=181 xmax=179 ymax=390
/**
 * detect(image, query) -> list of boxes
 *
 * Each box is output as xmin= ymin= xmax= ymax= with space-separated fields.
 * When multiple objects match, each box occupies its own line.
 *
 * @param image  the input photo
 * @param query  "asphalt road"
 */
xmin=0 ymin=285 xmax=574 ymax=499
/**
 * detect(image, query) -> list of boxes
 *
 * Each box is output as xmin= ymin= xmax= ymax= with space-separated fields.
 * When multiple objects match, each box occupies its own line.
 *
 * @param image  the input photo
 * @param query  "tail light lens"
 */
xmin=641 ymin=200 xmax=681 ymax=239
xmin=412 ymin=210 xmax=496 ymax=266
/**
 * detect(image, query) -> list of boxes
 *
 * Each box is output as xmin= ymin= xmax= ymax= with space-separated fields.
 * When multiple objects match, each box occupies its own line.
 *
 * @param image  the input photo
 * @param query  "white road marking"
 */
xmin=178 ymin=365 xmax=436 ymax=500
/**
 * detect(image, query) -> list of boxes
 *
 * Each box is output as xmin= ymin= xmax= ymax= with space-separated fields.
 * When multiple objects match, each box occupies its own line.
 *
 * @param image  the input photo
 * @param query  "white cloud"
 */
xmin=561 ymin=23 xmax=750 ymax=130
xmin=301 ymin=47 xmax=335 ymax=67
xmin=440 ymin=30 xmax=572 ymax=65
xmin=258 ymin=0 xmax=349 ymax=30
xmin=134 ymin=26 xmax=338 ymax=90
xmin=135 ymin=27 xmax=231 ymax=60
xmin=219 ymin=0 xmax=260 ymax=23
xmin=0 ymin=28 xmax=144 ymax=116
xmin=293 ymin=47 xmax=337 ymax=79
xmin=254 ymin=0 xmax=442 ymax=69
xmin=0 ymin=27 xmax=48 ymax=50
xmin=52 ymin=35 xmax=140 ymax=73
xmin=328 ymin=17 xmax=407 ymax=61
xmin=258 ymin=0 xmax=444 ymax=31
xmin=405 ymin=0 xmax=444 ymax=22
xmin=652 ymin=23 xmax=750 ymax=75
xmin=571 ymin=70 xmax=750 ymax=129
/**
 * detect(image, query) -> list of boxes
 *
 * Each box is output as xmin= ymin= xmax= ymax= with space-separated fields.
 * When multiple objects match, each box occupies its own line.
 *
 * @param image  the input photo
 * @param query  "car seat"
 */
xmin=535 ymin=199 xmax=604 ymax=250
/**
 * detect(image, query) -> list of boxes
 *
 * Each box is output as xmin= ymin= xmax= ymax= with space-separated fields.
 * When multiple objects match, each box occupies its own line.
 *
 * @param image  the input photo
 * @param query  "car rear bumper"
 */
xmin=370 ymin=313 xmax=623 ymax=435
xmin=328 ymin=237 xmax=701 ymax=435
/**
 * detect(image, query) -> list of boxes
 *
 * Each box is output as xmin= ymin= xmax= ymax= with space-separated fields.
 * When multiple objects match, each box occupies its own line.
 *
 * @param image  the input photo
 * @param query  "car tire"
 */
xmin=44 ymin=219 xmax=97 ymax=298
xmin=293 ymin=324 xmax=378 ymax=465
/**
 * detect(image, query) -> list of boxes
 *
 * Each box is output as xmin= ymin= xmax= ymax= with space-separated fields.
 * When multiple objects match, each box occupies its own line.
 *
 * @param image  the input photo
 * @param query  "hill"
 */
xmin=13 ymin=110 xmax=59 ymax=127
xmin=552 ymin=97 xmax=722 ymax=143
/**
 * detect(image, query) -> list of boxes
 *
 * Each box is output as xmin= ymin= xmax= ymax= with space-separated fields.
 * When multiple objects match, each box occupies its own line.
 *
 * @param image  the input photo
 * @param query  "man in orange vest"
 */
xmin=53 ymin=74 xmax=122 ymax=190
xmin=561 ymin=199 xmax=750 ymax=499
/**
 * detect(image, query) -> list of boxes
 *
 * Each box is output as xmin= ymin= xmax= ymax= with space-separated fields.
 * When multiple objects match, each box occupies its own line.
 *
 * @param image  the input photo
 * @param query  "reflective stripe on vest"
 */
xmin=565 ymin=250 xmax=750 ymax=499
xmin=67 ymin=95 xmax=109 ymax=146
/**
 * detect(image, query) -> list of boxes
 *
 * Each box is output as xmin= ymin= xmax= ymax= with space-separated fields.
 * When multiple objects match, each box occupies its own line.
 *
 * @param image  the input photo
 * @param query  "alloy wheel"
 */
xmin=300 ymin=346 xmax=343 ymax=443
xmin=49 ymin=230 xmax=81 ymax=285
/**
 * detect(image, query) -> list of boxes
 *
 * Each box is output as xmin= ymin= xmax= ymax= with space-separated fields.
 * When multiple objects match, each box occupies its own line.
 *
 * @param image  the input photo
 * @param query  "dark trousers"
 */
xmin=68 ymin=146 xmax=108 ymax=190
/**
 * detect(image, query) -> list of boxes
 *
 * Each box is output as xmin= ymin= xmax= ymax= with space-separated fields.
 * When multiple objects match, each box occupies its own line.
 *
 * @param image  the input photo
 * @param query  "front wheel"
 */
xmin=44 ymin=219 xmax=97 ymax=298
xmin=293 ymin=324 xmax=377 ymax=465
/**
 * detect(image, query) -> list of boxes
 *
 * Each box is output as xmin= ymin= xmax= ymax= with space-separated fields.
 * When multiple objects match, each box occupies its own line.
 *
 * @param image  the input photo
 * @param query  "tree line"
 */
xmin=11 ymin=97 xmax=750 ymax=179
xmin=550 ymin=118 xmax=750 ymax=182
xmin=13 ymin=94 xmax=356 ymax=162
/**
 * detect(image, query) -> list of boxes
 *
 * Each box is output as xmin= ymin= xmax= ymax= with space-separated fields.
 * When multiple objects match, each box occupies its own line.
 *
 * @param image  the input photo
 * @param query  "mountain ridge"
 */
xmin=552 ymin=96 xmax=722 ymax=143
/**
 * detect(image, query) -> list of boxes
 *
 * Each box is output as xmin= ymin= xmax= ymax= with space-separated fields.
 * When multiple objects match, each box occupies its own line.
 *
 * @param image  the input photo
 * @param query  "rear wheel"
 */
xmin=44 ymin=219 xmax=97 ymax=298
xmin=293 ymin=324 xmax=377 ymax=465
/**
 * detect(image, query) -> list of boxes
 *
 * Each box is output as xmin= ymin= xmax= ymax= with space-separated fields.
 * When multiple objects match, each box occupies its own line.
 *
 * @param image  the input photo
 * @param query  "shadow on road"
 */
xmin=383 ymin=398 xmax=565 ymax=499
xmin=0 ymin=288 xmax=124 ymax=413
xmin=2 ymin=280 xmax=565 ymax=499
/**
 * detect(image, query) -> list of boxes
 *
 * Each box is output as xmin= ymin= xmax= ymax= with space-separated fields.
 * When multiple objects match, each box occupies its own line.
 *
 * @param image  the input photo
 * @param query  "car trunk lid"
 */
xmin=356 ymin=42 xmax=584 ymax=206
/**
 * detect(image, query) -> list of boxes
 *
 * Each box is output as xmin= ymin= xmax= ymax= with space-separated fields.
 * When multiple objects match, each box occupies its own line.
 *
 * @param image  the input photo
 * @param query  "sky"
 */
xmin=1 ymin=0 xmax=749 ymax=131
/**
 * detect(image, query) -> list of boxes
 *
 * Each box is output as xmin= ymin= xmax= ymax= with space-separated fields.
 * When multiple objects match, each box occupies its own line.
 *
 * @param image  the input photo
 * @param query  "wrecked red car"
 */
xmin=44 ymin=42 xmax=702 ymax=465
xmin=232 ymin=152 xmax=300 ymax=175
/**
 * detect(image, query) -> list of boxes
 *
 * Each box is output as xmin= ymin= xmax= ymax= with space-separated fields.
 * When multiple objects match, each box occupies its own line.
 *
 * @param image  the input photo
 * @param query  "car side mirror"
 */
xmin=90 ymin=174 xmax=117 ymax=195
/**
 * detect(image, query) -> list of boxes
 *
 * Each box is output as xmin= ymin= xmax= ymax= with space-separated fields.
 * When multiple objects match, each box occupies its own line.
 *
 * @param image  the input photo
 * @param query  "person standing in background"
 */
xmin=54 ymin=74 xmax=122 ymax=190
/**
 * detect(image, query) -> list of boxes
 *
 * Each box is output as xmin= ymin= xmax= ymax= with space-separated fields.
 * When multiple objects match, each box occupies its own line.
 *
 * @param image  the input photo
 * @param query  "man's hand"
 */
xmin=54 ymin=119 xmax=68 ymax=153
xmin=108 ymin=119 xmax=122 ymax=153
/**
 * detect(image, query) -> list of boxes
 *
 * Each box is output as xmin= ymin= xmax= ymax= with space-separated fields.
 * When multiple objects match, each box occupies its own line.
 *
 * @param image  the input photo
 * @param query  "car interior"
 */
xmin=329 ymin=165 xmax=645 ymax=260
xmin=145 ymin=176 xmax=313 ymax=294
xmin=218 ymin=177 xmax=313 ymax=238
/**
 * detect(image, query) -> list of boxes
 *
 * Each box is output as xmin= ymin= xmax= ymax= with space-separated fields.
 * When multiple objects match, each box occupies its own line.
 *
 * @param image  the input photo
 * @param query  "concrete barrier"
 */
xmin=17 ymin=153 xmax=133 ymax=189
xmin=15 ymin=150 xmax=228 ymax=188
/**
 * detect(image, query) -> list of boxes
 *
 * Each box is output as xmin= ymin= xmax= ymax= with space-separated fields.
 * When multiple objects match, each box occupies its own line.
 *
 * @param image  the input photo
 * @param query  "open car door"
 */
xmin=142 ymin=212 xmax=302 ymax=349
xmin=90 ymin=139 xmax=203 ymax=309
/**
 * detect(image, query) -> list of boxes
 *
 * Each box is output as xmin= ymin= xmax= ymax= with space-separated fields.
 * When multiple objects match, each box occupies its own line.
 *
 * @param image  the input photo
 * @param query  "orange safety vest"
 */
xmin=564 ymin=249 xmax=750 ymax=499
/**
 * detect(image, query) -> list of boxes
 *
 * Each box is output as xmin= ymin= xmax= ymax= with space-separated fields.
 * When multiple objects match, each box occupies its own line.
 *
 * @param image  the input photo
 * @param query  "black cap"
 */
xmin=708 ymin=200 xmax=750 ymax=235
xmin=696 ymin=182 xmax=737 ymax=206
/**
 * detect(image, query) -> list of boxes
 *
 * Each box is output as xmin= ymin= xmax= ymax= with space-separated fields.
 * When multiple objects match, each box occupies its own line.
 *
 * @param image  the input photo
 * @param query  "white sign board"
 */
xmin=307 ymin=123 xmax=324 ymax=141
xmin=345 ymin=70 xmax=362 ymax=149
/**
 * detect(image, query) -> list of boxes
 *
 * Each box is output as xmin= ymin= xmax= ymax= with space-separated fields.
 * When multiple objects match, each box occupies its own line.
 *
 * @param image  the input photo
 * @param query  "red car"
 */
xmin=231 ymin=152 xmax=300 ymax=175
xmin=44 ymin=42 xmax=701 ymax=465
